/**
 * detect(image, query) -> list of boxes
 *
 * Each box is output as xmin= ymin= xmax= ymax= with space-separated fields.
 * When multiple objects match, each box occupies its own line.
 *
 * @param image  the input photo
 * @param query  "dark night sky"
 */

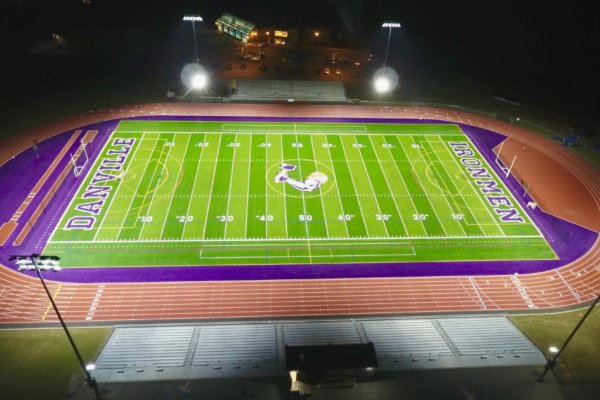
xmin=1 ymin=0 xmax=599 ymax=123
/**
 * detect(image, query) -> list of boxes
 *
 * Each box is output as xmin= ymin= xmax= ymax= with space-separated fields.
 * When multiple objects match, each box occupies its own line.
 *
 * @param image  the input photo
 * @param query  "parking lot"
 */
xmin=213 ymin=40 xmax=373 ymax=84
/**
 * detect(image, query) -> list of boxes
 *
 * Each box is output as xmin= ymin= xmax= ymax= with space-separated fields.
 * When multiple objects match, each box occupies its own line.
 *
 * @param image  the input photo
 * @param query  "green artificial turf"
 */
xmin=45 ymin=120 xmax=554 ymax=268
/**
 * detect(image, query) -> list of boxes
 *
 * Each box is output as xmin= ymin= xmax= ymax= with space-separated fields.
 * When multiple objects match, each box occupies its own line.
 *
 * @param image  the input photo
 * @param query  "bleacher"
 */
xmin=230 ymin=79 xmax=348 ymax=103
xmin=91 ymin=316 xmax=545 ymax=383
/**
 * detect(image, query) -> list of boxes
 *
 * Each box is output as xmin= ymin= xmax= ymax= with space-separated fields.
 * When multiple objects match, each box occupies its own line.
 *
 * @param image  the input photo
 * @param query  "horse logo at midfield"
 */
xmin=275 ymin=163 xmax=328 ymax=193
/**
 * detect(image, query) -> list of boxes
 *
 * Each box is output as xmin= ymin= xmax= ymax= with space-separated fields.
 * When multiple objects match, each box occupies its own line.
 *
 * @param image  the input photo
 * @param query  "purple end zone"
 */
xmin=0 ymin=115 xmax=596 ymax=283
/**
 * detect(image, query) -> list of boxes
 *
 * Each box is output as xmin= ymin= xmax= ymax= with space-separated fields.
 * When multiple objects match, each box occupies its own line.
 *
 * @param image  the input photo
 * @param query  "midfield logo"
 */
xmin=274 ymin=163 xmax=329 ymax=193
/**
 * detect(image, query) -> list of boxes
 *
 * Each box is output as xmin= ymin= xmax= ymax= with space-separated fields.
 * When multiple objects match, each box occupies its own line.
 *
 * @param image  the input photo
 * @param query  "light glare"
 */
xmin=375 ymin=78 xmax=390 ymax=93
xmin=191 ymin=74 xmax=207 ymax=89
xmin=373 ymin=66 xmax=400 ymax=94
xmin=382 ymin=22 xmax=401 ymax=28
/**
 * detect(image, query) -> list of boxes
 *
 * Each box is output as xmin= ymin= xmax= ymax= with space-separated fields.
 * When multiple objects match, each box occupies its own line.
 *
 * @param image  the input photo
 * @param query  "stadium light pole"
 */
xmin=537 ymin=293 xmax=600 ymax=382
xmin=9 ymin=254 xmax=102 ymax=400
xmin=183 ymin=15 xmax=203 ymax=62
xmin=381 ymin=22 xmax=401 ymax=66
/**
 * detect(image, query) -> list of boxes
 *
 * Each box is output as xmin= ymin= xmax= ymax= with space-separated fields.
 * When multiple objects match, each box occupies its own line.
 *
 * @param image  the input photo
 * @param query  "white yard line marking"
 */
xmin=435 ymin=136 xmax=503 ymax=236
xmin=350 ymin=134 xmax=390 ymax=237
xmin=159 ymin=133 xmax=192 ymax=239
xmin=57 ymin=234 xmax=543 ymax=245
xmin=381 ymin=135 xmax=427 ymax=234
xmin=280 ymin=133 xmax=289 ymax=239
xmin=265 ymin=134 xmax=270 ymax=239
xmin=309 ymin=134 xmax=331 ymax=238
xmin=114 ymin=133 xmax=163 ymax=239
xmin=324 ymin=134 xmax=350 ymax=237
xmin=337 ymin=135 xmax=372 ymax=237
xmin=399 ymin=138 xmax=449 ymax=237
xmin=200 ymin=134 xmax=223 ymax=240
xmin=244 ymin=134 xmax=253 ymax=240
xmin=294 ymin=125 xmax=312 ymax=262
xmin=181 ymin=133 xmax=207 ymax=238
xmin=223 ymin=133 xmax=239 ymax=239
xmin=367 ymin=135 xmax=409 ymax=237
xmin=138 ymin=134 xmax=176 ymax=239
xmin=416 ymin=137 xmax=468 ymax=236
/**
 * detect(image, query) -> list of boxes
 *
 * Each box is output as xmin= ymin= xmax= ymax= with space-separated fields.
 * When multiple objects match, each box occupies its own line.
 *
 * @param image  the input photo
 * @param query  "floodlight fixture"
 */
xmin=183 ymin=15 xmax=203 ymax=22
xmin=373 ymin=66 xmax=399 ymax=95
xmin=183 ymin=15 xmax=203 ymax=61
xmin=548 ymin=346 xmax=559 ymax=354
xmin=10 ymin=254 xmax=102 ymax=399
xmin=374 ymin=77 xmax=391 ymax=93
xmin=181 ymin=63 xmax=210 ymax=96
xmin=191 ymin=73 xmax=208 ymax=89
xmin=381 ymin=21 xmax=401 ymax=66
xmin=382 ymin=22 xmax=402 ymax=28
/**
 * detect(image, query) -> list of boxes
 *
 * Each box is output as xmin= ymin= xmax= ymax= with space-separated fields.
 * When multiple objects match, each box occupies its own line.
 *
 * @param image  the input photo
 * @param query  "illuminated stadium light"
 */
xmin=191 ymin=73 xmax=208 ymax=89
xmin=374 ymin=77 xmax=391 ymax=93
xmin=181 ymin=63 xmax=209 ymax=91
xmin=9 ymin=254 xmax=103 ymax=399
xmin=183 ymin=15 xmax=203 ymax=61
xmin=381 ymin=21 xmax=401 ymax=66
xmin=548 ymin=346 xmax=559 ymax=353
xmin=183 ymin=15 xmax=203 ymax=22
xmin=373 ymin=66 xmax=399 ymax=94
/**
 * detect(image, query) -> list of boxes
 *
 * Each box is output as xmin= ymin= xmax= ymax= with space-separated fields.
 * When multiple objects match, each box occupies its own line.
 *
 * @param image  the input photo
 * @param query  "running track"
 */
xmin=0 ymin=103 xmax=598 ymax=324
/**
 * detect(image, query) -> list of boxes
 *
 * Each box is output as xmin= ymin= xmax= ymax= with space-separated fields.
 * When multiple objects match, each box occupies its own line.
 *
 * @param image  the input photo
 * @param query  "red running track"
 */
xmin=0 ymin=103 xmax=598 ymax=324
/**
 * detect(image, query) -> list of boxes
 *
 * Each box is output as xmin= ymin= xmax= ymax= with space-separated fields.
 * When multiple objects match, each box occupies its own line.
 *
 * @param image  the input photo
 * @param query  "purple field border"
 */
xmin=0 ymin=115 xmax=596 ymax=284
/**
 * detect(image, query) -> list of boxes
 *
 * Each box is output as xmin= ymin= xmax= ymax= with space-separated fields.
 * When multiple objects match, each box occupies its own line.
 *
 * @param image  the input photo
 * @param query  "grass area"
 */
xmin=0 ymin=327 xmax=111 ymax=400
xmin=46 ymin=120 xmax=554 ymax=268
xmin=510 ymin=305 xmax=600 ymax=385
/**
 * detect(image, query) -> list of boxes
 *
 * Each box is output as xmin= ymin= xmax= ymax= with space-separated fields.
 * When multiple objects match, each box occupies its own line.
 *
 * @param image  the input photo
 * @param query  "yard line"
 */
xmin=323 ymin=134 xmax=350 ymax=237
xmin=244 ymin=134 xmax=254 ymax=240
xmin=399 ymin=138 xmax=449 ymax=238
xmin=114 ymin=133 xmax=164 ymax=240
xmin=336 ymin=135 xmax=373 ymax=237
xmin=265 ymin=133 xmax=269 ymax=239
xmin=294 ymin=126 xmax=312 ymax=261
xmin=367 ymin=135 xmax=409 ymax=237
xmin=412 ymin=136 xmax=468 ymax=237
xmin=349 ymin=135 xmax=390 ymax=238
xmin=180 ymin=133 xmax=207 ymax=238
xmin=435 ymin=135 xmax=505 ymax=236
xmin=378 ymin=135 xmax=427 ymax=234
xmin=279 ymin=133 xmax=289 ymax=239
xmin=158 ymin=133 xmax=192 ymax=239
xmin=137 ymin=134 xmax=177 ymax=240
xmin=200 ymin=134 xmax=223 ymax=240
xmin=309 ymin=134 xmax=331 ymax=238
xmin=222 ymin=133 xmax=239 ymax=239
xmin=92 ymin=132 xmax=145 ymax=240
xmin=53 ymin=234 xmax=544 ymax=244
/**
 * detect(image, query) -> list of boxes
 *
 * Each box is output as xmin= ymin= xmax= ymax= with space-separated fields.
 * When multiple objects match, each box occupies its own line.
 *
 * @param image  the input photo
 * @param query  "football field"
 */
xmin=45 ymin=120 xmax=556 ymax=268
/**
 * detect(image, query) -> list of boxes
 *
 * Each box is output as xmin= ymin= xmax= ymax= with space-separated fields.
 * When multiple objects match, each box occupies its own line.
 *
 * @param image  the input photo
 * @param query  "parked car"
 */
xmin=323 ymin=68 xmax=330 ymax=75
xmin=240 ymin=63 xmax=247 ymax=70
